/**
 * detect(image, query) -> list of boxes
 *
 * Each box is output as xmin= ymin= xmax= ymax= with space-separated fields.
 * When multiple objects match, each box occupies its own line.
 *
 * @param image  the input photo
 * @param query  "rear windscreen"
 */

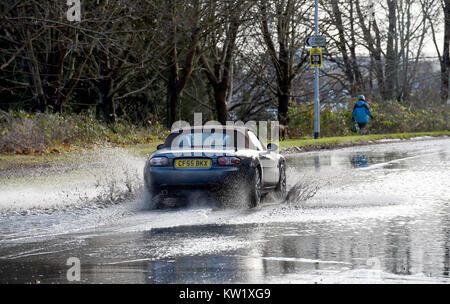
xmin=164 ymin=129 xmax=249 ymax=150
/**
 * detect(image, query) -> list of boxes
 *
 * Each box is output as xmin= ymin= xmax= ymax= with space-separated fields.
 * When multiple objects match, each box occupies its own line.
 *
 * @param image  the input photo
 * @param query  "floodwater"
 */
xmin=0 ymin=138 xmax=449 ymax=283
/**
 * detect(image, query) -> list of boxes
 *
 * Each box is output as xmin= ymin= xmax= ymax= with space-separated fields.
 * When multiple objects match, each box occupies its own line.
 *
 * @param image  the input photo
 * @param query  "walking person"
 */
xmin=352 ymin=95 xmax=374 ymax=135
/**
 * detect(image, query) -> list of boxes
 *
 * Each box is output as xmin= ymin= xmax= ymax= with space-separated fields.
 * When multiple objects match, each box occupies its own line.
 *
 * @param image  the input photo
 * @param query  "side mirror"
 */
xmin=267 ymin=143 xmax=278 ymax=152
xmin=157 ymin=144 xmax=165 ymax=150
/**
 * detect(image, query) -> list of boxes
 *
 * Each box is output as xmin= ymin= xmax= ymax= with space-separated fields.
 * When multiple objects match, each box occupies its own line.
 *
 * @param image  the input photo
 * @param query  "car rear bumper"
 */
xmin=146 ymin=166 xmax=243 ymax=189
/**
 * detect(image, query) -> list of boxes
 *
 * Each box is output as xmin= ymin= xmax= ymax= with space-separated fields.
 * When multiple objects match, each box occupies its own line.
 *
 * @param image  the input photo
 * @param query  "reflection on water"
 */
xmin=136 ymin=207 xmax=450 ymax=283
xmin=77 ymin=209 xmax=450 ymax=283
xmin=288 ymin=149 xmax=415 ymax=172
xmin=350 ymin=153 xmax=369 ymax=168
xmin=314 ymin=155 xmax=320 ymax=169
xmin=4 ymin=201 xmax=450 ymax=284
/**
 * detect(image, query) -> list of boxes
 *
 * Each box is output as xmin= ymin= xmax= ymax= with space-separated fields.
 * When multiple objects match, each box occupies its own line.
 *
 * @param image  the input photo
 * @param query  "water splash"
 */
xmin=284 ymin=180 xmax=320 ymax=206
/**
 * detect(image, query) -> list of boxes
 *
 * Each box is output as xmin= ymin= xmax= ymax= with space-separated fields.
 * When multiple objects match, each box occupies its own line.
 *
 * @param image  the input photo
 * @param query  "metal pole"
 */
xmin=314 ymin=0 xmax=320 ymax=139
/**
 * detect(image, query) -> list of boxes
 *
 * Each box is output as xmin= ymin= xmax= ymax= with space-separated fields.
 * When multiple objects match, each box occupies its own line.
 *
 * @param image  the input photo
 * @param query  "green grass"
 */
xmin=279 ymin=131 xmax=450 ymax=149
xmin=123 ymin=141 xmax=163 ymax=157
xmin=0 ymin=141 xmax=164 ymax=170
xmin=0 ymin=153 xmax=67 ymax=170
xmin=0 ymin=142 xmax=165 ymax=171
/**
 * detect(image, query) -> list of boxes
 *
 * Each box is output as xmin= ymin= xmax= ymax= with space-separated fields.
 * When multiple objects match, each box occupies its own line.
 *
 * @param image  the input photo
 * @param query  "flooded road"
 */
xmin=0 ymin=138 xmax=449 ymax=283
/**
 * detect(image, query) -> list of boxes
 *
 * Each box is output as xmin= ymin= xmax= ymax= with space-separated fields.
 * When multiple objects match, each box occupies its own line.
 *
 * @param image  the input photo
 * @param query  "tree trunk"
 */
xmin=277 ymin=67 xmax=291 ymax=126
xmin=166 ymin=47 xmax=178 ymax=128
xmin=95 ymin=81 xmax=115 ymax=123
xmin=355 ymin=0 xmax=387 ymax=99
xmin=43 ymin=28 xmax=64 ymax=113
xmin=165 ymin=0 xmax=200 ymax=127
xmin=372 ymin=18 xmax=388 ymax=100
xmin=200 ymin=3 xmax=241 ymax=125
xmin=214 ymin=83 xmax=229 ymax=124
xmin=260 ymin=1 xmax=294 ymax=127
xmin=98 ymin=94 xmax=115 ymax=123
xmin=278 ymin=93 xmax=289 ymax=126
xmin=331 ymin=1 xmax=356 ymax=93
xmin=385 ymin=0 xmax=397 ymax=100
xmin=349 ymin=0 xmax=365 ymax=93
xmin=26 ymin=33 xmax=46 ymax=112
xmin=95 ymin=53 xmax=115 ymax=123
xmin=442 ymin=0 xmax=450 ymax=103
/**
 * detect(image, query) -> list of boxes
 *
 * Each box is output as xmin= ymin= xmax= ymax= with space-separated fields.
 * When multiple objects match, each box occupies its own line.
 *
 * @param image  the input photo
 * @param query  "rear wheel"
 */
xmin=275 ymin=163 xmax=287 ymax=201
xmin=215 ymin=172 xmax=248 ymax=208
xmin=143 ymin=183 xmax=164 ymax=210
xmin=248 ymin=167 xmax=262 ymax=208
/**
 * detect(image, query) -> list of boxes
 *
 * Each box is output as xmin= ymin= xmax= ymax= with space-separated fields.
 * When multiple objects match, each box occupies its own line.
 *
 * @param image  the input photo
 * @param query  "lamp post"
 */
xmin=313 ymin=0 xmax=320 ymax=139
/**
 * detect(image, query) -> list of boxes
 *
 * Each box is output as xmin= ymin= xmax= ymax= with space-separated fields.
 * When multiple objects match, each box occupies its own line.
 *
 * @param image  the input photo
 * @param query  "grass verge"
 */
xmin=0 ymin=152 xmax=68 ymax=171
xmin=0 ymin=142 xmax=164 ymax=171
xmin=279 ymin=131 xmax=450 ymax=152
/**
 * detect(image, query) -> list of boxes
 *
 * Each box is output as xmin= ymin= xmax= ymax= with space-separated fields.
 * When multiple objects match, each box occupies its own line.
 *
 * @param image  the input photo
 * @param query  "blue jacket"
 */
xmin=352 ymin=100 xmax=373 ymax=123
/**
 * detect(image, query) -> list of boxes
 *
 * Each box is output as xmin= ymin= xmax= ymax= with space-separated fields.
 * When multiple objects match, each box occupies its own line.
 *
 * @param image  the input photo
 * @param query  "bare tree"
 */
xmin=421 ymin=0 xmax=449 ymax=103
xmin=385 ymin=0 xmax=397 ymax=99
xmin=441 ymin=0 xmax=450 ymax=103
xmin=165 ymin=0 xmax=203 ymax=127
xmin=199 ymin=0 xmax=251 ymax=124
xmin=322 ymin=0 xmax=365 ymax=95
xmin=1 ymin=1 xmax=76 ymax=112
xmin=355 ymin=0 xmax=389 ymax=99
xmin=257 ymin=0 xmax=312 ymax=125
xmin=1 ymin=0 xmax=447 ymax=129
xmin=1 ymin=0 xmax=167 ymax=122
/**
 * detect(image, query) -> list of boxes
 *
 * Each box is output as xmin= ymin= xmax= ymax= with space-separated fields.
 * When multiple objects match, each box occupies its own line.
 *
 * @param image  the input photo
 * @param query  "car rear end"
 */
xmin=145 ymin=150 xmax=248 ymax=196
xmin=144 ymin=127 xmax=258 ymax=207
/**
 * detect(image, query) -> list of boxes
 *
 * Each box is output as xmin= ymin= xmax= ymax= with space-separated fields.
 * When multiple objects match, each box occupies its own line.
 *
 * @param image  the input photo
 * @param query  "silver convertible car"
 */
xmin=143 ymin=126 xmax=286 ymax=209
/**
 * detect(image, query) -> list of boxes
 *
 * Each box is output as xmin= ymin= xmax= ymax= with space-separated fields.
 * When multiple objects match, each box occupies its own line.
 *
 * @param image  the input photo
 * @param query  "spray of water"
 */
xmin=279 ymin=169 xmax=325 ymax=209
xmin=0 ymin=147 xmax=146 ymax=215
xmin=285 ymin=181 xmax=320 ymax=205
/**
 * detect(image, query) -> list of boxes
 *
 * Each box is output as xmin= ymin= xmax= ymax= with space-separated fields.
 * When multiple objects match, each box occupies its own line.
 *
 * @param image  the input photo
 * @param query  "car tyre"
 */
xmin=143 ymin=183 xmax=164 ymax=210
xmin=275 ymin=163 xmax=287 ymax=201
xmin=248 ymin=167 xmax=262 ymax=208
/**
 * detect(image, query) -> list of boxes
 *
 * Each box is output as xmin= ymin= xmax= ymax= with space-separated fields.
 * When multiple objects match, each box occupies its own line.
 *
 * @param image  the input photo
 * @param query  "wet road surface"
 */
xmin=0 ymin=138 xmax=449 ymax=283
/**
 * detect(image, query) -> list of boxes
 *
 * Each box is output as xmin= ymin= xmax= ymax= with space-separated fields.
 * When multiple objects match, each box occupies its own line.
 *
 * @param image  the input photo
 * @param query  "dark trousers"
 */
xmin=357 ymin=122 xmax=367 ymax=134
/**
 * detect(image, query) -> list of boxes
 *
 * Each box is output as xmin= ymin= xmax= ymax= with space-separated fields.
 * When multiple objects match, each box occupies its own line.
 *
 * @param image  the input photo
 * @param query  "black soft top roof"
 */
xmin=164 ymin=125 xmax=252 ymax=148
xmin=171 ymin=125 xmax=250 ymax=133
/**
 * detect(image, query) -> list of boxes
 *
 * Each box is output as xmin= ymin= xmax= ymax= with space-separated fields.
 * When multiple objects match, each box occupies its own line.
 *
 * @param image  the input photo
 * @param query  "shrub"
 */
xmin=0 ymin=110 xmax=169 ymax=154
xmin=287 ymin=100 xmax=449 ymax=138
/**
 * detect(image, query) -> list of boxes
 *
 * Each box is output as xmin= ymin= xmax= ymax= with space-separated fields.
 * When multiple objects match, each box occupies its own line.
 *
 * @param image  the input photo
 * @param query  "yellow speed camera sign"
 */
xmin=310 ymin=47 xmax=322 ymax=67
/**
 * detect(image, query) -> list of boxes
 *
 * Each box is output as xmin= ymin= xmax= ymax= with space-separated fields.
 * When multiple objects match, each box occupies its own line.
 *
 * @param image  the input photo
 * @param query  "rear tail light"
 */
xmin=150 ymin=156 xmax=169 ymax=167
xmin=218 ymin=156 xmax=240 ymax=166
